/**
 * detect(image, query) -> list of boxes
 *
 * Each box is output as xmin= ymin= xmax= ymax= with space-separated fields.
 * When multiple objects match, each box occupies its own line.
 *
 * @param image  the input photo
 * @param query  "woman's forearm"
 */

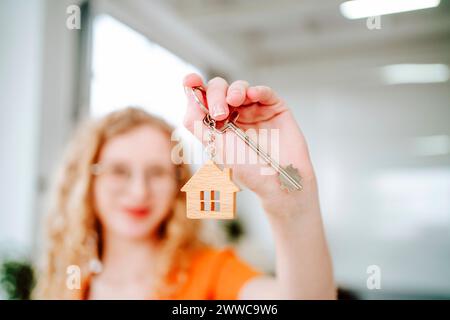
xmin=262 ymin=178 xmax=337 ymax=300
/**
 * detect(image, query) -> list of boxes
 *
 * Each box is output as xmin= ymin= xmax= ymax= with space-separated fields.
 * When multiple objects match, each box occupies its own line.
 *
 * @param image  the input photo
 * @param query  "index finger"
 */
xmin=182 ymin=73 xmax=208 ymax=132
xmin=183 ymin=73 xmax=205 ymax=88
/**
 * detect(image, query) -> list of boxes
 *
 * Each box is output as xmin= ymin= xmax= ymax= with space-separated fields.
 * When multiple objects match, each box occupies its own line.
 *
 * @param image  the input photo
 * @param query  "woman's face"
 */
xmin=93 ymin=125 xmax=178 ymax=240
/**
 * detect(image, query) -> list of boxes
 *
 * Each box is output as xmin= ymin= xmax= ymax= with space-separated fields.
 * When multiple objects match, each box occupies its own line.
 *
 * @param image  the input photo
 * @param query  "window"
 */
xmin=89 ymin=14 xmax=201 ymax=128
xmin=200 ymin=190 xmax=221 ymax=212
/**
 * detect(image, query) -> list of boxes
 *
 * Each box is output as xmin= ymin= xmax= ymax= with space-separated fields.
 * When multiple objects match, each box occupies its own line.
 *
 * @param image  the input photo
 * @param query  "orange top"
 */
xmin=79 ymin=246 xmax=262 ymax=300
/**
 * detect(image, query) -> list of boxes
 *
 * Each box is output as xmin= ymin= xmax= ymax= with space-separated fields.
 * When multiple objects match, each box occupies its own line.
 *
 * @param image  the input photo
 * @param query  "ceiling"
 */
xmin=97 ymin=0 xmax=450 ymax=86
xmin=162 ymin=0 xmax=450 ymax=67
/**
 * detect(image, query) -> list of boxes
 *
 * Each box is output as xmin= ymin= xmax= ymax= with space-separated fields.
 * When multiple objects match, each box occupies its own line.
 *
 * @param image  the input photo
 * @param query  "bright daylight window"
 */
xmin=90 ymin=14 xmax=201 ymax=127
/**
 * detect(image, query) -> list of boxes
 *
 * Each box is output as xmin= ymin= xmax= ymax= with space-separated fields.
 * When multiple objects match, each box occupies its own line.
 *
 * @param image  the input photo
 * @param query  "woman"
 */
xmin=36 ymin=74 xmax=336 ymax=299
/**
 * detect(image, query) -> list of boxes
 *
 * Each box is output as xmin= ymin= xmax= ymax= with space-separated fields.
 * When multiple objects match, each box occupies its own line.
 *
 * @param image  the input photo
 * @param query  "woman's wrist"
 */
xmin=258 ymin=174 xmax=321 ymax=219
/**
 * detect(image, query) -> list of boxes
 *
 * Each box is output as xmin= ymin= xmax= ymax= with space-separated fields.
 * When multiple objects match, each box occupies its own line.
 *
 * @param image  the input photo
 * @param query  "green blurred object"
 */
xmin=0 ymin=259 xmax=35 ymax=300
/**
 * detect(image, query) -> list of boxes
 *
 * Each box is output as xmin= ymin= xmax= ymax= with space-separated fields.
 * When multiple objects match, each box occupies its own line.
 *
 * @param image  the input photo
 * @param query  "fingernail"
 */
xmin=183 ymin=86 xmax=192 ymax=98
xmin=231 ymin=88 xmax=243 ymax=96
xmin=212 ymin=104 xmax=226 ymax=118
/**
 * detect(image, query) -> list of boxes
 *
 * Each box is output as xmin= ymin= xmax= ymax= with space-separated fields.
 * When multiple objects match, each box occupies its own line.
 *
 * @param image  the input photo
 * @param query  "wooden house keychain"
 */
xmin=181 ymin=86 xmax=303 ymax=220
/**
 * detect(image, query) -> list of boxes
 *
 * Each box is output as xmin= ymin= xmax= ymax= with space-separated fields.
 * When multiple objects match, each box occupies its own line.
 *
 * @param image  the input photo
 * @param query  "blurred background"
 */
xmin=1 ymin=0 xmax=449 ymax=299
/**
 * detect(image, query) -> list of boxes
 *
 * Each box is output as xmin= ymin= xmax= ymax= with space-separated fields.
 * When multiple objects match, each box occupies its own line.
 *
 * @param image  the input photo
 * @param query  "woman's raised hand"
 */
xmin=183 ymin=73 xmax=317 ymax=214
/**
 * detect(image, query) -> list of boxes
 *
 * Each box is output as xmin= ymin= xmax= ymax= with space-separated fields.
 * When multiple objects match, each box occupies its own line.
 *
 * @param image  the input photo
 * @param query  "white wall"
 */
xmin=284 ymin=82 xmax=450 ymax=297
xmin=0 ymin=0 xmax=81 ymax=256
xmin=0 ymin=0 xmax=45 ymax=252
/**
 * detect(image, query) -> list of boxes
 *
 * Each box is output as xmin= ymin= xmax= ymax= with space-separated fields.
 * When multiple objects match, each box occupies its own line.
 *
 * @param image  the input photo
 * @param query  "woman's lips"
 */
xmin=123 ymin=207 xmax=150 ymax=218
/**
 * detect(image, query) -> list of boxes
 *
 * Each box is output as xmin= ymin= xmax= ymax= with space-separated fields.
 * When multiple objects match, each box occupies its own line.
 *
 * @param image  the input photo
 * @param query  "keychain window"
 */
xmin=200 ymin=191 xmax=221 ymax=212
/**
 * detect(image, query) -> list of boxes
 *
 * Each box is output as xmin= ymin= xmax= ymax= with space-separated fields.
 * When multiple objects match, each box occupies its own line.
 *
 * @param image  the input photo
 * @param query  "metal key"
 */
xmin=189 ymin=86 xmax=303 ymax=192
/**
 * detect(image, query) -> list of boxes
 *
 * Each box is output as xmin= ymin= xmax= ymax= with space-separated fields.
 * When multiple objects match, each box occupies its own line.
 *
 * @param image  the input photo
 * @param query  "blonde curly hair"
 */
xmin=35 ymin=107 xmax=205 ymax=299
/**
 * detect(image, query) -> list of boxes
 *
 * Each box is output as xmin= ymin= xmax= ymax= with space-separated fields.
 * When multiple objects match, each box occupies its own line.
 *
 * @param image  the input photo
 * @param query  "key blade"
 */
xmin=226 ymin=120 xmax=303 ymax=192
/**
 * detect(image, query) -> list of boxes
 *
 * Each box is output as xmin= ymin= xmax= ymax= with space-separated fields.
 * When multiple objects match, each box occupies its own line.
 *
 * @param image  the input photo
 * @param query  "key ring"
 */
xmin=186 ymin=86 xmax=209 ymax=114
xmin=185 ymin=86 xmax=240 ymax=134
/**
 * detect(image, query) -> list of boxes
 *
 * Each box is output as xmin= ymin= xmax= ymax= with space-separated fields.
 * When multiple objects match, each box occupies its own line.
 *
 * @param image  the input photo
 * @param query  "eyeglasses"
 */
xmin=91 ymin=162 xmax=177 ymax=193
